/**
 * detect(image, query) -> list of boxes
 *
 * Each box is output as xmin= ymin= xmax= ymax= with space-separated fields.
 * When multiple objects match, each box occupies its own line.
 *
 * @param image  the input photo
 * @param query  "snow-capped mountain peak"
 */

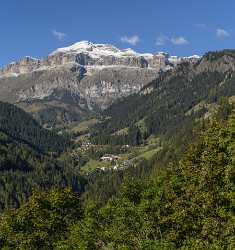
xmin=0 ymin=40 xmax=201 ymax=127
xmin=51 ymin=41 xmax=154 ymax=59
xmin=0 ymin=41 xmax=201 ymax=79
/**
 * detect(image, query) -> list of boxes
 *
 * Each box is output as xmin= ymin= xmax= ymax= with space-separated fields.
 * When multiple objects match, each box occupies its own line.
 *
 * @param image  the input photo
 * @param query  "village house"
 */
xmin=100 ymin=154 xmax=120 ymax=162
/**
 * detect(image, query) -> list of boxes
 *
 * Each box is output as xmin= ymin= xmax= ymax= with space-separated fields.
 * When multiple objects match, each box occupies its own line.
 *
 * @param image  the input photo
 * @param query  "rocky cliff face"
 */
xmin=0 ymin=41 xmax=200 ymax=127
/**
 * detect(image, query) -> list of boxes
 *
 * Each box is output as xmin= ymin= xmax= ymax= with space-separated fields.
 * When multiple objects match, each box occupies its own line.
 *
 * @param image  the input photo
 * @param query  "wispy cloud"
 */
xmin=52 ymin=30 xmax=67 ymax=41
xmin=121 ymin=35 xmax=140 ymax=45
xmin=216 ymin=28 xmax=230 ymax=39
xmin=156 ymin=35 xmax=169 ymax=46
xmin=156 ymin=34 xmax=189 ymax=46
xmin=195 ymin=23 xmax=207 ymax=29
xmin=170 ymin=36 xmax=189 ymax=45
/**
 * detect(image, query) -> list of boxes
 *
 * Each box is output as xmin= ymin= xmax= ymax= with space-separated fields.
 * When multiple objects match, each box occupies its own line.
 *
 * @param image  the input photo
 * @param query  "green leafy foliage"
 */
xmin=58 ymin=116 xmax=235 ymax=249
xmin=1 ymin=111 xmax=235 ymax=249
xmin=0 ymin=188 xmax=81 ymax=250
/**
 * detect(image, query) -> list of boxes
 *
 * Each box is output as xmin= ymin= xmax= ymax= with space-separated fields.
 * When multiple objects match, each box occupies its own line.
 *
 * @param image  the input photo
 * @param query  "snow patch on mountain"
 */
xmin=51 ymin=41 xmax=154 ymax=59
xmin=0 ymin=41 xmax=201 ymax=79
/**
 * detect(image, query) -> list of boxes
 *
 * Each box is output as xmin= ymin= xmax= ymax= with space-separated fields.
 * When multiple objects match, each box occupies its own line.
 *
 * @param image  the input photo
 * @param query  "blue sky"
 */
xmin=0 ymin=0 xmax=234 ymax=66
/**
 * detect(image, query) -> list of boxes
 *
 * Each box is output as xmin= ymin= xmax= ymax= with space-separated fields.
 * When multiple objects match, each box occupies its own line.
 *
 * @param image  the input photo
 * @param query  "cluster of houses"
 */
xmin=100 ymin=154 xmax=120 ymax=162
xmin=98 ymin=160 xmax=132 ymax=172
xmin=79 ymin=141 xmax=92 ymax=152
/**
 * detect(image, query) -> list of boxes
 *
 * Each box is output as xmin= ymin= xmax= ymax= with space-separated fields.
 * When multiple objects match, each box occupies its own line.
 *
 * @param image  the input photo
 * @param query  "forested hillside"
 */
xmin=0 ymin=102 xmax=85 ymax=211
xmin=0 ymin=101 xmax=70 ymax=153
xmin=66 ymin=50 xmax=235 ymax=206
xmin=0 ymin=130 xmax=85 ymax=212
xmin=0 ymin=108 xmax=234 ymax=249
xmin=91 ymin=50 xmax=235 ymax=146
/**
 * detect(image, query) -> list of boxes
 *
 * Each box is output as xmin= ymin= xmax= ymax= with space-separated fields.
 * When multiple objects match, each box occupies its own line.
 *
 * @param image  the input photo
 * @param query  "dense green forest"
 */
xmin=0 ymin=130 xmax=85 ymax=212
xmin=0 ymin=109 xmax=234 ymax=249
xmin=0 ymin=101 xmax=70 ymax=153
xmin=0 ymin=102 xmax=85 ymax=211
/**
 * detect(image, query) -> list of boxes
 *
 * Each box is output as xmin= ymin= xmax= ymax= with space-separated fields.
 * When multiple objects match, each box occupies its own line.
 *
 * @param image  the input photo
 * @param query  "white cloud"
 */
xmin=121 ymin=35 xmax=140 ymax=45
xmin=170 ymin=36 xmax=189 ymax=45
xmin=156 ymin=35 xmax=169 ymax=46
xmin=52 ymin=30 xmax=67 ymax=41
xmin=216 ymin=28 xmax=230 ymax=39
xmin=156 ymin=34 xmax=189 ymax=46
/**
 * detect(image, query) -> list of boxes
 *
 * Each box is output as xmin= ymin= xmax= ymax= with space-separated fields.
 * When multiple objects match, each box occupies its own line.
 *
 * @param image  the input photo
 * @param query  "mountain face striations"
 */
xmin=0 ymin=41 xmax=200 ymax=126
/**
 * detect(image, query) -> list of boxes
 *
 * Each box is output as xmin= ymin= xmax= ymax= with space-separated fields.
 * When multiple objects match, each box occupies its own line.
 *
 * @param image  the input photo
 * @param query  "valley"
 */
xmin=0 ymin=43 xmax=234 ymax=249
xmin=1 ymin=1 xmax=235 ymax=249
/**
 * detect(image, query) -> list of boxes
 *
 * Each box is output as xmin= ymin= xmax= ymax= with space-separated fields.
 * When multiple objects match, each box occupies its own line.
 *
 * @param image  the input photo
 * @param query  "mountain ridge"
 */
xmin=91 ymin=49 xmax=235 ymax=146
xmin=0 ymin=41 xmax=200 ymax=78
xmin=0 ymin=41 xmax=200 ymax=127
